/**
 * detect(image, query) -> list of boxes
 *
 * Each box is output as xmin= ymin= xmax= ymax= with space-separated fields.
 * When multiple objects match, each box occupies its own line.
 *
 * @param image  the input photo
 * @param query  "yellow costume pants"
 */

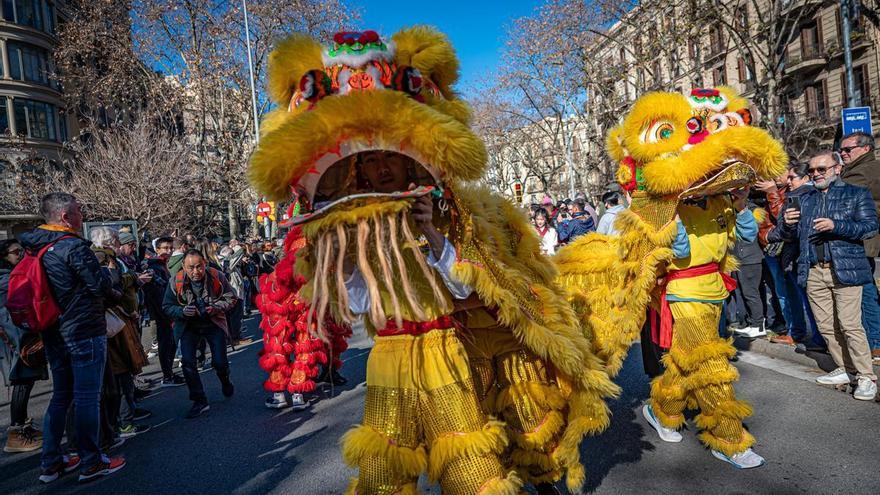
xmin=342 ymin=329 xmax=521 ymax=494
xmin=462 ymin=327 xmax=565 ymax=485
xmin=650 ymin=301 xmax=755 ymax=455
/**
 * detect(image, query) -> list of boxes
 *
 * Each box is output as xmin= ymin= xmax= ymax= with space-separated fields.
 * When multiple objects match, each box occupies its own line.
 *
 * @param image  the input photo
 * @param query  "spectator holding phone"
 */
xmin=779 ymin=151 xmax=878 ymax=400
xmin=162 ymin=250 xmax=236 ymax=418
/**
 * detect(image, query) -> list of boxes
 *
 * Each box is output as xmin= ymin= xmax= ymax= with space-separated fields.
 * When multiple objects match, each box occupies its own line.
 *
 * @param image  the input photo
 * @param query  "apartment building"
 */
xmin=589 ymin=0 xmax=879 ymax=158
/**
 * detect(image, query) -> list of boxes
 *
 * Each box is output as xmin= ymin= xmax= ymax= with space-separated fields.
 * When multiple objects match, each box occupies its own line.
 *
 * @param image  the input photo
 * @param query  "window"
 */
xmin=7 ymin=41 xmax=50 ymax=85
xmin=670 ymin=49 xmax=681 ymax=77
xmin=0 ymin=98 xmax=8 ymax=134
xmin=58 ymin=111 xmax=67 ymax=142
xmin=688 ymin=38 xmax=699 ymax=61
xmin=804 ymin=81 xmax=828 ymax=118
xmin=800 ymin=20 xmax=823 ymax=59
xmin=841 ymin=66 xmax=871 ymax=107
xmin=709 ymin=27 xmax=724 ymax=56
xmin=653 ymin=59 xmax=663 ymax=86
xmin=737 ymin=58 xmax=754 ymax=83
xmin=13 ymin=98 xmax=57 ymax=141
xmin=735 ymin=5 xmax=749 ymax=32
xmin=712 ymin=66 xmax=727 ymax=86
xmin=2 ymin=1 xmax=52 ymax=33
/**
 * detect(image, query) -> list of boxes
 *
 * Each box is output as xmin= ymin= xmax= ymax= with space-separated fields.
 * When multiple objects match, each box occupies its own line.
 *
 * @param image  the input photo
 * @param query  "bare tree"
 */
xmin=60 ymin=116 xmax=200 ymax=235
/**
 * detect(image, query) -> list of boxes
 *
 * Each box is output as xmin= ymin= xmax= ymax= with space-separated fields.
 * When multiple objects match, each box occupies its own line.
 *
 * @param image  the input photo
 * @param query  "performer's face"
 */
xmin=360 ymin=151 xmax=409 ymax=193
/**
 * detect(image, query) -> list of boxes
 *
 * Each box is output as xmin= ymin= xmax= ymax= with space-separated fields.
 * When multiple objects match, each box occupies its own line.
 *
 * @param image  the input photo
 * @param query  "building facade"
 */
xmin=0 ymin=0 xmax=75 ymax=237
xmin=588 ymin=0 xmax=880 ymax=161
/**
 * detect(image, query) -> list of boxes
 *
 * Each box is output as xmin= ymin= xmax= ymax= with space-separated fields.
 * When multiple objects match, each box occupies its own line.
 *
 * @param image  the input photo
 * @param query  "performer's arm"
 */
xmin=735 ymin=209 xmax=759 ymax=242
xmin=343 ymin=268 xmax=370 ymax=315
xmin=427 ymin=237 xmax=473 ymax=300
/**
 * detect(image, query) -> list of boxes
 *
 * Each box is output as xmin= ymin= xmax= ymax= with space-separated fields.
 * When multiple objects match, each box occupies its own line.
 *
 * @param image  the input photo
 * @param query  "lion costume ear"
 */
xmin=267 ymin=34 xmax=325 ymax=106
xmin=392 ymin=26 xmax=460 ymax=98
xmin=606 ymin=126 xmax=625 ymax=163
xmin=715 ymin=86 xmax=749 ymax=113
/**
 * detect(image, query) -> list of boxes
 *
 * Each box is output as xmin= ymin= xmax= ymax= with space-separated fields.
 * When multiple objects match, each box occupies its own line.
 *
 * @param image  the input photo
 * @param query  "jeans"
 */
xmin=730 ymin=264 xmax=764 ymax=327
xmin=42 ymin=335 xmax=107 ymax=470
xmin=860 ymin=279 xmax=880 ymax=351
xmin=764 ymin=256 xmax=789 ymax=330
xmin=116 ymin=373 xmax=136 ymax=428
xmin=156 ymin=317 xmax=178 ymax=380
xmin=785 ymin=271 xmax=826 ymax=348
xmin=179 ymin=325 xmax=230 ymax=403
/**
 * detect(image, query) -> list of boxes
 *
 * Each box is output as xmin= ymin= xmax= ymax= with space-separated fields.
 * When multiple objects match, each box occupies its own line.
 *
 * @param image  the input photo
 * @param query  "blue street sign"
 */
xmin=841 ymin=106 xmax=873 ymax=136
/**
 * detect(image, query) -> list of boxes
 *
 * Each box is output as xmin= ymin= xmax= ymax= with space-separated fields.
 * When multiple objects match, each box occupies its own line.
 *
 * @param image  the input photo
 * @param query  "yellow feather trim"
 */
xmin=494 ymin=382 xmax=566 ymax=413
xmin=680 ymin=367 xmax=739 ymax=391
xmin=427 ymin=419 xmax=508 ymax=482
xmin=509 ymin=410 xmax=566 ymax=451
xmin=477 ymin=471 xmax=523 ymax=495
xmin=694 ymin=399 xmax=754 ymax=430
xmin=300 ymin=199 xmax=411 ymax=236
xmin=666 ymin=338 xmax=737 ymax=372
xmin=699 ymin=429 xmax=756 ymax=457
xmin=340 ymin=425 xmax=427 ymax=479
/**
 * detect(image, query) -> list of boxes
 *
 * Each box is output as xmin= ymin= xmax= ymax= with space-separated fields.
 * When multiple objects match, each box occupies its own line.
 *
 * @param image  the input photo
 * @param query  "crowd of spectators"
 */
xmin=0 ymin=192 xmax=283 ymax=483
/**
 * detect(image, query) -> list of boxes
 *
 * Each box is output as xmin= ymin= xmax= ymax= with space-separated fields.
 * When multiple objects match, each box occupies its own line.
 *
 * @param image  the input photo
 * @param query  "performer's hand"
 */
xmin=409 ymin=183 xmax=444 ymax=258
xmin=755 ymin=180 xmax=778 ymax=194
xmin=731 ymin=187 xmax=749 ymax=211
xmin=783 ymin=208 xmax=800 ymax=225
xmin=813 ymin=218 xmax=834 ymax=233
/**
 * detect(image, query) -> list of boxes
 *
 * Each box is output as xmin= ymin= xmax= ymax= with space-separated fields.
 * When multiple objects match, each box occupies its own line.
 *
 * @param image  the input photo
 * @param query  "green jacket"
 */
xmin=167 ymin=253 xmax=185 ymax=278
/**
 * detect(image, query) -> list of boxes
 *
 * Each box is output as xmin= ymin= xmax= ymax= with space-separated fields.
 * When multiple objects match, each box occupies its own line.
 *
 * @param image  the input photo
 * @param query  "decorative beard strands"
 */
xmin=305 ymin=209 xmax=450 ymax=340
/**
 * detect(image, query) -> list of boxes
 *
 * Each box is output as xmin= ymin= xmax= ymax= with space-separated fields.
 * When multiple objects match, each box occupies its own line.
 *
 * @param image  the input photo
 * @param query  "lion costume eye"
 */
xmin=642 ymin=121 xmax=675 ymax=144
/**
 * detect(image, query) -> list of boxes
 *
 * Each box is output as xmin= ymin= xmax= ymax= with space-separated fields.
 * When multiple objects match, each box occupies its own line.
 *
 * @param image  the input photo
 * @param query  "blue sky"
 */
xmin=356 ymin=0 xmax=542 ymax=91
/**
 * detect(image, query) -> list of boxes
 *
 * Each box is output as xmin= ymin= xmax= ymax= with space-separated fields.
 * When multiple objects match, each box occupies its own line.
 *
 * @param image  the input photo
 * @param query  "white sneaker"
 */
xmin=264 ymin=392 xmax=290 ymax=409
xmin=736 ymin=325 xmax=767 ymax=338
xmin=853 ymin=377 xmax=878 ymax=401
xmin=290 ymin=393 xmax=309 ymax=411
xmin=816 ymin=367 xmax=853 ymax=385
xmin=641 ymin=404 xmax=682 ymax=443
xmin=712 ymin=448 xmax=765 ymax=469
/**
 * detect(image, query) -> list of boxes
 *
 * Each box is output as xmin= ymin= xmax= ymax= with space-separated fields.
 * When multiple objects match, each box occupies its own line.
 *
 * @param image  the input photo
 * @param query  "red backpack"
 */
xmin=7 ymin=236 xmax=72 ymax=332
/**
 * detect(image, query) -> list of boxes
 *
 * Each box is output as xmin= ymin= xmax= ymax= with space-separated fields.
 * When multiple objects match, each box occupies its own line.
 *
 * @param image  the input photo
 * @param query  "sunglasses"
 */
xmin=838 ymin=146 xmax=864 ymax=154
xmin=808 ymin=166 xmax=831 ymax=176
xmin=7 ymin=248 xmax=22 ymax=256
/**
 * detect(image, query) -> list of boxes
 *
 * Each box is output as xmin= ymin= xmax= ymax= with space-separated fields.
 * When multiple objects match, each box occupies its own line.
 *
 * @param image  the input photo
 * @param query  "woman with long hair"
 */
xmin=533 ymin=207 xmax=558 ymax=255
xmin=0 ymin=239 xmax=49 ymax=453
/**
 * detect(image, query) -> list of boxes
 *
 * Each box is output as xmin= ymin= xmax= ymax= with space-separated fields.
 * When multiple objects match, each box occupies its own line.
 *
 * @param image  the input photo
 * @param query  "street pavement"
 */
xmin=1 ymin=314 xmax=879 ymax=494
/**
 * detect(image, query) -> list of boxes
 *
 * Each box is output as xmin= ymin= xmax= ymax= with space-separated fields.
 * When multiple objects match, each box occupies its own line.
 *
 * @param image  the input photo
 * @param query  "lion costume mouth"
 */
xmin=678 ymin=160 xmax=756 ymax=199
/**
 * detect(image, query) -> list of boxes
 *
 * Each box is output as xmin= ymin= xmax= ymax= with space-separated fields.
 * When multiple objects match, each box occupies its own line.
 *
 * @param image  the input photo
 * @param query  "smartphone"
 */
xmin=785 ymin=196 xmax=800 ymax=212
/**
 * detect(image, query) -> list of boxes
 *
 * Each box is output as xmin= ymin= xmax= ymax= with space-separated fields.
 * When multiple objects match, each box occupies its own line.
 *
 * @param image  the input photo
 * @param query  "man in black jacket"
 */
xmin=781 ymin=152 xmax=878 ymax=401
xmin=19 ymin=193 xmax=126 ymax=483
xmin=162 ymin=250 xmax=236 ymax=418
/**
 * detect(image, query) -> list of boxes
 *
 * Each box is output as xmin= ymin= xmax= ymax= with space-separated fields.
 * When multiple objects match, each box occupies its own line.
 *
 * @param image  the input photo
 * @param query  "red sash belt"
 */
xmin=376 ymin=315 xmax=457 ymax=337
xmin=650 ymin=262 xmax=737 ymax=349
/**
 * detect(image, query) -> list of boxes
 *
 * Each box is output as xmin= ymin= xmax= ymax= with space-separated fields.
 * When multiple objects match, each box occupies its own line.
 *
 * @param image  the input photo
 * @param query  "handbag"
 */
xmin=105 ymin=309 xmax=126 ymax=337
xmin=19 ymin=333 xmax=46 ymax=369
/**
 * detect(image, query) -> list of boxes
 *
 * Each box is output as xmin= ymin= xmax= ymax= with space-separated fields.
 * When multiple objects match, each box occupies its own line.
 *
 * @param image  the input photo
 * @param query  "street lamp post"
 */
xmin=841 ymin=0 xmax=857 ymax=107
xmin=242 ymin=0 xmax=260 ymax=143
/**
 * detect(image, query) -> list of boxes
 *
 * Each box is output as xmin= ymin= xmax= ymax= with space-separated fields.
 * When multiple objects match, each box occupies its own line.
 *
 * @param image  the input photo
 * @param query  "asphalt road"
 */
xmin=1 ymin=314 xmax=879 ymax=494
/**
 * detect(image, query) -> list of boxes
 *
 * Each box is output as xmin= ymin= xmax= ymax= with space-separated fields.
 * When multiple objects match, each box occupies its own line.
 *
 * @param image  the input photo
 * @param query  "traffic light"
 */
xmin=513 ymin=182 xmax=523 ymax=203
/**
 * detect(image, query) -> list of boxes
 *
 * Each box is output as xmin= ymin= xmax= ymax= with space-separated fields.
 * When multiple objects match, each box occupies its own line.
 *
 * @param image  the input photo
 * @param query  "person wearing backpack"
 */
xmin=162 ymin=249 xmax=236 ymax=419
xmin=0 ymin=239 xmax=49 ymax=453
xmin=16 ymin=193 xmax=126 ymax=483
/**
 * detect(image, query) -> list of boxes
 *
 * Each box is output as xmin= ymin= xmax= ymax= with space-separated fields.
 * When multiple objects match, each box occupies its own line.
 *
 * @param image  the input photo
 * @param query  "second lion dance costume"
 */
xmin=248 ymin=27 xmax=618 ymax=494
xmin=557 ymin=87 xmax=787 ymax=469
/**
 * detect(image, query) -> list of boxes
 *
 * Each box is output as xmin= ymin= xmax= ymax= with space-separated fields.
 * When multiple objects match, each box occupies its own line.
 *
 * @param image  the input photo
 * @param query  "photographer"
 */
xmin=162 ymin=250 xmax=236 ymax=418
xmin=780 ymin=151 xmax=878 ymax=400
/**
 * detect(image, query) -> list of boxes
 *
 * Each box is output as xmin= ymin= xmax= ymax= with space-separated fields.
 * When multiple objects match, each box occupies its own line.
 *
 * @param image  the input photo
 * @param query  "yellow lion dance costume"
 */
xmin=249 ymin=27 xmax=618 ymax=494
xmin=557 ymin=87 xmax=787 ymax=468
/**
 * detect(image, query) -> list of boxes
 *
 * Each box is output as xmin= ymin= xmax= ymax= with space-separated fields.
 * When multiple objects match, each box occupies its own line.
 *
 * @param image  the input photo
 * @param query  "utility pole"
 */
xmin=242 ymin=0 xmax=260 ymax=143
xmin=841 ymin=0 xmax=857 ymax=107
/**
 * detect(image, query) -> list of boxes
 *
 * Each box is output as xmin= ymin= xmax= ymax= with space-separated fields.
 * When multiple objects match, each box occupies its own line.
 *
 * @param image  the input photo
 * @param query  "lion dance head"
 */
xmin=249 ymin=27 xmax=486 ymax=338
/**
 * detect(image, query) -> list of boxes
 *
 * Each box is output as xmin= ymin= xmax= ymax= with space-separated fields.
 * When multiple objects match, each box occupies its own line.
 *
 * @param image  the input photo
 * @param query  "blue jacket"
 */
xmin=779 ymin=178 xmax=878 ymax=286
xmin=17 ymin=227 xmax=114 ymax=346
xmin=558 ymin=211 xmax=595 ymax=243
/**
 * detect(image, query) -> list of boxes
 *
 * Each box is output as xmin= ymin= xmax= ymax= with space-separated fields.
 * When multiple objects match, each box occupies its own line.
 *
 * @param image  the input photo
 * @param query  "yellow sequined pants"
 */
xmin=462 ymin=327 xmax=564 ymax=485
xmin=342 ymin=329 xmax=521 ymax=495
xmin=650 ymin=301 xmax=755 ymax=456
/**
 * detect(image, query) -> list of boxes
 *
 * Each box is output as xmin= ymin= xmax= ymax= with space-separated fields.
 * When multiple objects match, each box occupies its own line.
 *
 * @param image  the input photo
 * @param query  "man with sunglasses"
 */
xmin=781 ymin=151 xmax=878 ymax=400
xmin=838 ymin=131 xmax=880 ymax=364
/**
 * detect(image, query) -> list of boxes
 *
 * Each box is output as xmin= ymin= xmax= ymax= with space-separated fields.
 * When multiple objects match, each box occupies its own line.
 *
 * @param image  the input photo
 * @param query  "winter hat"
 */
xmin=118 ymin=232 xmax=136 ymax=246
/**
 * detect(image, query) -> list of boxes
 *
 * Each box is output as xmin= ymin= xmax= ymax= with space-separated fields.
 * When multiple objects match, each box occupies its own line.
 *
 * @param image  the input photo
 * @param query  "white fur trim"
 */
xmin=322 ymin=41 xmax=396 ymax=68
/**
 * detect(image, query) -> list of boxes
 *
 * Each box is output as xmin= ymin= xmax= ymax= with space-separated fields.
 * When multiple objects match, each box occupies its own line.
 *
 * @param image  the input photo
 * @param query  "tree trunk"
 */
xmin=227 ymin=199 xmax=240 ymax=239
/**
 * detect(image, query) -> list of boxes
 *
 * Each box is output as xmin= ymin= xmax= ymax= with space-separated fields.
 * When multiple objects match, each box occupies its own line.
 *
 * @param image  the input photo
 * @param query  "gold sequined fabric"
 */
xmin=651 ymin=301 xmax=752 ymax=451
xmin=351 ymin=330 xmax=515 ymax=494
